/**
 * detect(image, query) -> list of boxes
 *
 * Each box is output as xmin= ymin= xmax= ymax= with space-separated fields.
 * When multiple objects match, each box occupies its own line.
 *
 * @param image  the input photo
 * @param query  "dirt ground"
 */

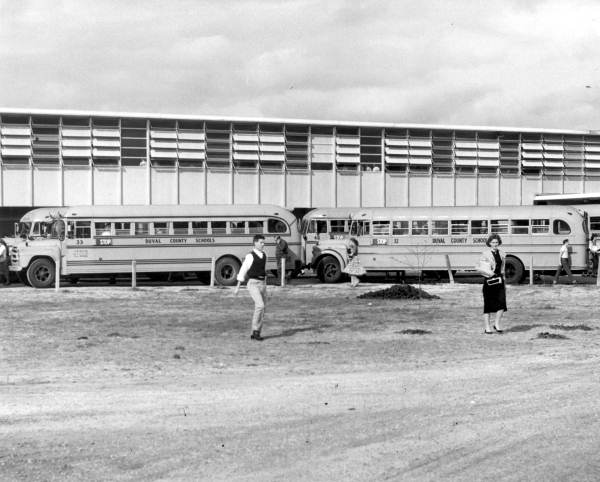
xmin=2 ymin=278 xmax=600 ymax=481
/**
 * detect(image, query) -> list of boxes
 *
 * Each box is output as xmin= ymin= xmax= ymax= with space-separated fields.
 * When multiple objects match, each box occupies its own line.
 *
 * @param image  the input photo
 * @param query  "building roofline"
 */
xmin=0 ymin=107 xmax=596 ymax=136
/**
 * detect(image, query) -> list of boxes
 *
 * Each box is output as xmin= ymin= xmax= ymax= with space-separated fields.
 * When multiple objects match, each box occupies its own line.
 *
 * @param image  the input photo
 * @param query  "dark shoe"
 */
xmin=250 ymin=331 xmax=263 ymax=341
xmin=493 ymin=325 xmax=504 ymax=333
xmin=484 ymin=330 xmax=494 ymax=334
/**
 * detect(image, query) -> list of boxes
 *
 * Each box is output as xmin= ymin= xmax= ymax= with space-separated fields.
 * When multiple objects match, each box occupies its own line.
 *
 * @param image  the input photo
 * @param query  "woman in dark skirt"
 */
xmin=477 ymin=234 xmax=507 ymax=334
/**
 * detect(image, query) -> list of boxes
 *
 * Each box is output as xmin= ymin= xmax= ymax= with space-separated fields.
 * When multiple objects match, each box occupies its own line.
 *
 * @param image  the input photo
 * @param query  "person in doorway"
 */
xmin=274 ymin=235 xmax=289 ymax=283
xmin=0 ymin=239 xmax=10 ymax=285
xmin=477 ymin=234 xmax=507 ymax=334
xmin=234 ymin=234 xmax=267 ymax=341
xmin=553 ymin=239 xmax=576 ymax=284
xmin=342 ymin=237 xmax=366 ymax=287
xmin=589 ymin=235 xmax=599 ymax=277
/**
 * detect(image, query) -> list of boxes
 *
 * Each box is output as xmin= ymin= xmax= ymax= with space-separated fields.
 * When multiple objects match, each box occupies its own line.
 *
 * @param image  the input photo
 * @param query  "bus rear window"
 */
xmin=511 ymin=219 xmax=529 ymax=234
xmin=392 ymin=221 xmax=409 ymax=235
xmin=471 ymin=220 xmax=488 ymax=235
xmin=553 ymin=219 xmax=571 ymax=235
xmin=531 ymin=219 xmax=549 ymax=234
xmin=372 ymin=221 xmax=390 ymax=236
xmin=432 ymin=220 xmax=448 ymax=235
xmin=268 ymin=218 xmax=287 ymax=233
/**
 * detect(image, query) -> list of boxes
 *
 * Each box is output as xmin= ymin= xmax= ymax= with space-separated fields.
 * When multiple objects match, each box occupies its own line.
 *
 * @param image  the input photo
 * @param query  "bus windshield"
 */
xmin=16 ymin=222 xmax=31 ymax=237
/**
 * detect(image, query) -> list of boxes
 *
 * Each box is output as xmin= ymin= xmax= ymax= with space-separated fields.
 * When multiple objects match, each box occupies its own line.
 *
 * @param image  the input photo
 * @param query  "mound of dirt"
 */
xmin=537 ymin=332 xmax=569 ymax=340
xmin=358 ymin=284 xmax=440 ymax=300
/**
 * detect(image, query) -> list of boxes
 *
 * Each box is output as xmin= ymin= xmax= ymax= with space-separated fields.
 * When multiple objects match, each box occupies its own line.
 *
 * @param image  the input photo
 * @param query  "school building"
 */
xmin=2 ymin=108 xmax=600 ymax=213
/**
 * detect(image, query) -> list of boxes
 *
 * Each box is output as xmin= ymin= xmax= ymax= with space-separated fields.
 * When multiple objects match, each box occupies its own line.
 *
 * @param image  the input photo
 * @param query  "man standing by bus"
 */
xmin=275 ymin=234 xmax=289 ymax=283
xmin=234 ymin=234 xmax=267 ymax=341
xmin=0 ymin=239 xmax=9 ymax=285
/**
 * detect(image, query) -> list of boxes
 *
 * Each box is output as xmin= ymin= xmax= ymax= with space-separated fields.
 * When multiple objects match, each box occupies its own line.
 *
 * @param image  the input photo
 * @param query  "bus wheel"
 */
xmin=504 ymin=257 xmax=524 ymax=284
xmin=319 ymin=256 xmax=342 ymax=283
xmin=18 ymin=270 xmax=31 ymax=286
xmin=214 ymin=256 xmax=240 ymax=286
xmin=26 ymin=258 xmax=56 ymax=288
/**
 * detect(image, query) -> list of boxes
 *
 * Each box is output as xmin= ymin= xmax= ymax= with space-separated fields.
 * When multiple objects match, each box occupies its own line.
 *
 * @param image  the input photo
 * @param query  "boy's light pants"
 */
xmin=247 ymin=279 xmax=267 ymax=332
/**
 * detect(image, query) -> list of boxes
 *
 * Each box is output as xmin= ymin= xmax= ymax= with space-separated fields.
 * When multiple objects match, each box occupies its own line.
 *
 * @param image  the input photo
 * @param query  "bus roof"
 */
xmin=350 ymin=205 xmax=585 ymax=220
xmin=533 ymin=193 xmax=600 ymax=205
xmin=303 ymin=207 xmax=360 ymax=219
xmin=20 ymin=204 xmax=296 ymax=222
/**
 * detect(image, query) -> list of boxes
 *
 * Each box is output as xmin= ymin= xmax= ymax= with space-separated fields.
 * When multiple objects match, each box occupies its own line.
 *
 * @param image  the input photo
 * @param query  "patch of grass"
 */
xmin=537 ymin=332 xmax=569 ymax=340
xmin=397 ymin=329 xmax=432 ymax=335
xmin=548 ymin=324 xmax=593 ymax=331
xmin=506 ymin=324 xmax=542 ymax=333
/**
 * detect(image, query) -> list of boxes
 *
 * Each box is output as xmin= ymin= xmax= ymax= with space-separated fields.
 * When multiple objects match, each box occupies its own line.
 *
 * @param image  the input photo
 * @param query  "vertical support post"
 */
xmin=55 ymin=257 xmax=61 ymax=292
xmin=529 ymin=255 xmax=534 ymax=286
xmin=281 ymin=258 xmax=286 ymax=287
xmin=131 ymin=260 xmax=137 ymax=289
xmin=445 ymin=254 xmax=454 ymax=284
xmin=210 ymin=256 xmax=216 ymax=287
xmin=596 ymin=266 xmax=600 ymax=287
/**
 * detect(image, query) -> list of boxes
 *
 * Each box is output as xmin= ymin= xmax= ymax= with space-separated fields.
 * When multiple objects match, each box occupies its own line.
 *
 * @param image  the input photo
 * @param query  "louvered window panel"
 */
xmin=1 ymin=118 xmax=31 ymax=159
xmin=31 ymin=117 xmax=60 ymax=164
xmin=61 ymin=125 xmax=91 ymax=158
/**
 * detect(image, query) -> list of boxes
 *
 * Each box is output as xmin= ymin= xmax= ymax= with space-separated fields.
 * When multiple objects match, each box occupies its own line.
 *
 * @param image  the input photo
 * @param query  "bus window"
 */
xmin=135 ymin=222 xmax=149 ymax=235
xmin=309 ymin=220 xmax=327 ymax=235
xmin=211 ymin=221 xmax=227 ymax=234
xmin=330 ymin=220 xmax=347 ymax=233
xmin=229 ymin=221 xmax=246 ymax=234
xmin=511 ymin=219 xmax=529 ymax=234
xmin=268 ymin=218 xmax=288 ymax=234
xmin=68 ymin=221 xmax=91 ymax=239
xmin=531 ymin=219 xmax=549 ymax=234
xmin=248 ymin=221 xmax=264 ymax=234
xmin=432 ymin=220 xmax=448 ymax=235
xmin=115 ymin=222 xmax=131 ymax=236
xmin=471 ymin=220 xmax=489 ymax=235
xmin=451 ymin=220 xmax=468 ymax=235
xmin=154 ymin=222 xmax=169 ymax=235
xmin=392 ymin=220 xmax=409 ymax=235
xmin=191 ymin=221 xmax=208 ymax=234
xmin=173 ymin=221 xmax=189 ymax=235
xmin=590 ymin=217 xmax=600 ymax=232
xmin=372 ymin=221 xmax=390 ymax=236
xmin=491 ymin=219 xmax=508 ymax=234
xmin=553 ymin=219 xmax=571 ymax=235
xmin=95 ymin=222 xmax=112 ymax=236
xmin=411 ymin=220 xmax=429 ymax=236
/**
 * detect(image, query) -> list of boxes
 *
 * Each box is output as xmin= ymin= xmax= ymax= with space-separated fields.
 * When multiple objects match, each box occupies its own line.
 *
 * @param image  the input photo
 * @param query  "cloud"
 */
xmin=1 ymin=0 xmax=600 ymax=130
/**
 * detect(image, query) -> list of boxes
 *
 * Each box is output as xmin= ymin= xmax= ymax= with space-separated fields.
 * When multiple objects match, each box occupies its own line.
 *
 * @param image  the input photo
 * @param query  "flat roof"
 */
xmin=533 ymin=193 xmax=600 ymax=204
xmin=0 ymin=107 xmax=596 ymax=136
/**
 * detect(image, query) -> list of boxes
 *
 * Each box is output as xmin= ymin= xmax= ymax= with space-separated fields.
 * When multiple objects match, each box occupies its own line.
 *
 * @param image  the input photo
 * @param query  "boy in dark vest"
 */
xmin=234 ymin=234 xmax=267 ymax=341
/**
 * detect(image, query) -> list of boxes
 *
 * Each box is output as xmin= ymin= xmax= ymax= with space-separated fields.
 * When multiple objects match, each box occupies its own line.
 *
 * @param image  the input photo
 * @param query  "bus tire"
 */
xmin=318 ymin=256 xmax=342 ymax=283
xmin=26 ymin=258 xmax=56 ymax=288
xmin=504 ymin=256 xmax=524 ymax=284
xmin=18 ymin=270 xmax=31 ymax=286
xmin=214 ymin=256 xmax=240 ymax=286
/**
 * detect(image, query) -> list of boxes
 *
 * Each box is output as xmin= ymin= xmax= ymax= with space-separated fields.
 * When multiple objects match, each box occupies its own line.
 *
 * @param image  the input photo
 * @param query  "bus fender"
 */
xmin=314 ymin=249 xmax=346 ymax=271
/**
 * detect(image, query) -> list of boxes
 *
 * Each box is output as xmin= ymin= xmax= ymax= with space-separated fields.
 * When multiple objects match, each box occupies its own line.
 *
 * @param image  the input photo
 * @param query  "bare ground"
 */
xmin=2 ymin=281 xmax=600 ymax=481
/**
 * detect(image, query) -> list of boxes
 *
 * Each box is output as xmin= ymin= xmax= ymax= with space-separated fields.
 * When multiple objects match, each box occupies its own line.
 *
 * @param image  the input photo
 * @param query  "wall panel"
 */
xmin=477 ymin=176 xmax=498 ymax=206
xmin=408 ymin=175 xmax=431 ymax=206
xmin=206 ymin=169 xmax=230 ymax=204
xmin=311 ymin=170 xmax=334 ymax=207
xmin=63 ymin=167 xmax=91 ymax=205
xmin=233 ymin=170 xmax=258 ymax=204
xmin=385 ymin=173 xmax=407 ymax=207
xmin=286 ymin=170 xmax=309 ymax=208
xmin=151 ymin=168 xmax=177 ymax=205
xmin=33 ymin=167 xmax=61 ymax=205
xmin=179 ymin=168 xmax=205 ymax=204
xmin=432 ymin=175 xmax=454 ymax=206
xmin=521 ymin=176 xmax=541 ymax=205
xmin=122 ymin=166 xmax=147 ymax=205
xmin=455 ymin=176 xmax=477 ymax=206
xmin=563 ymin=176 xmax=583 ymax=194
xmin=337 ymin=171 xmax=360 ymax=207
xmin=93 ymin=167 xmax=120 ymax=205
xmin=541 ymin=176 xmax=562 ymax=196
xmin=361 ymin=171 xmax=383 ymax=207
xmin=260 ymin=170 xmax=283 ymax=206
xmin=584 ymin=177 xmax=600 ymax=193
xmin=2 ymin=166 xmax=32 ymax=206
xmin=499 ymin=176 xmax=520 ymax=205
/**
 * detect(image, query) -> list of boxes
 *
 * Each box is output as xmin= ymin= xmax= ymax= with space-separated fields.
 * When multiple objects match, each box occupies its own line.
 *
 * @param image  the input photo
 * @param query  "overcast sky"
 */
xmin=1 ymin=0 xmax=600 ymax=129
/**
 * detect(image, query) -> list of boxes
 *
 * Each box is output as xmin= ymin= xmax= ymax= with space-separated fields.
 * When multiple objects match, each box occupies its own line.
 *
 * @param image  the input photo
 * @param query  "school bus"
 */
xmin=9 ymin=204 xmax=302 ymax=288
xmin=310 ymin=205 xmax=589 ymax=284
xmin=300 ymin=208 xmax=355 ymax=265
